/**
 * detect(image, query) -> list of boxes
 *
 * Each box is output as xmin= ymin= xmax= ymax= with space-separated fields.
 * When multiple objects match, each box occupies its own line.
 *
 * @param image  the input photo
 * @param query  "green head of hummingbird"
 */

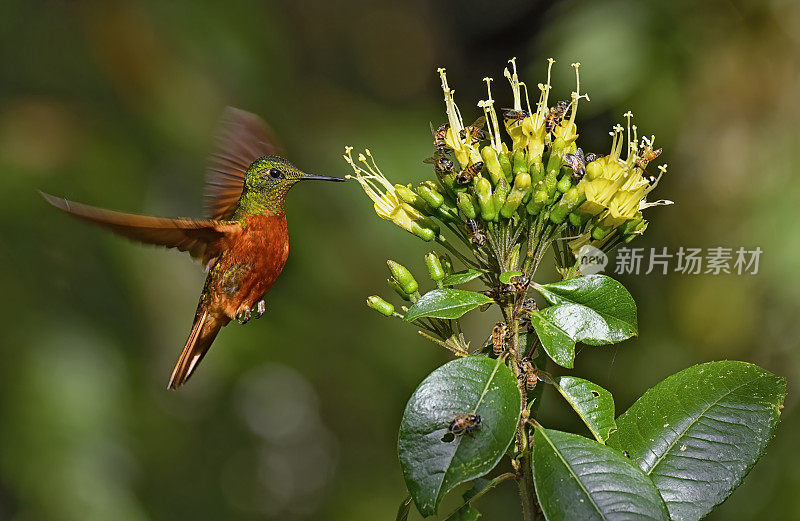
xmin=235 ymin=156 xmax=344 ymax=219
xmin=42 ymin=107 xmax=345 ymax=389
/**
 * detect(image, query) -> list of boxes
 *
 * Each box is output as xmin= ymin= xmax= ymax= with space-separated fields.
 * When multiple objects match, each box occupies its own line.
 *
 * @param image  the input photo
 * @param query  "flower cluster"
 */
xmin=346 ymin=58 xmax=671 ymax=273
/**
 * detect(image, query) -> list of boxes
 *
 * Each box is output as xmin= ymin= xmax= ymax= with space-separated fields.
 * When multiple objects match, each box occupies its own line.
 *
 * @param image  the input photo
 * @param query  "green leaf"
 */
xmin=398 ymin=357 xmax=521 ymax=516
xmin=541 ymin=304 xmax=615 ymax=346
xmin=441 ymin=269 xmax=485 ymax=286
xmin=533 ymin=428 xmax=670 ymax=521
xmin=555 ymin=376 xmax=616 ymax=443
xmin=499 ymin=270 xmax=523 ymax=284
xmin=405 ymin=289 xmax=492 ymax=321
xmin=396 ymin=495 xmax=413 ymax=521
xmin=529 ymin=309 xmax=575 ymax=368
xmin=534 ymin=274 xmax=638 ymax=343
xmin=442 ymin=475 xmax=513 ymax=521
xmin=607 ymin=361 xmax=786 ymax=521
xmin=445 ymin=479 xmax=489 ymax=521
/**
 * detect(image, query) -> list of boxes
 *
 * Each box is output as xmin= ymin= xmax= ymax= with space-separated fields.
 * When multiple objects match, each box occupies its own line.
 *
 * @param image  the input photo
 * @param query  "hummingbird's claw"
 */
xmin=236 ymin=307 xmax=252 ymax=324
xmin=255 ymin=299 xmax=266 ymax=318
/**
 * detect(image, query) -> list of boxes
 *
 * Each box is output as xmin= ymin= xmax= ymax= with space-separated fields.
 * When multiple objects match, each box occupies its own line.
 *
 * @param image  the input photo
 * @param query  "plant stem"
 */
xmin=518 ymin=451 xmax=538 ymax=521
xmin=504 ymin=302 xmax=538 ymax=521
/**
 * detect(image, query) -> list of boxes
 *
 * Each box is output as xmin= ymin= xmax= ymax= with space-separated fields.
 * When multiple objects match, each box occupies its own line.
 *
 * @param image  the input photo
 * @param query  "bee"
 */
xmin=492 ymin=322 xmax=508 ymax=356
xmin=431 ymin=122 xmax=451 ymax=153
xmin=448 ymin=414 xmax=482 ymax=437
xmin=563 ymin=147 xmax=586 ymax=179
xmin=501 ymin=108 xmax=528 ymax=124
xmin=518 ymin=298 xmax=537 ymax=329
xmin=509 ymin=274 xmax=530 ymax=293
xmin=424 ymin=155 xmax=454 ymax=175
xmin=456 ymin=161 xmax=484 ymax=185
xmin=459 ymin=116 xmax=487 ymax=142
xmin=545 ymin=100 xmax=570 ymax=132
xmin=584 ymin=152 xmax=599 ymax=163
xmin=521 ymin=359 xmax=541 ymax=391
xmin=466 ymin=218 xmax=487 ymax=246
xmin=635 ymin=147 xmax=662 ymax=169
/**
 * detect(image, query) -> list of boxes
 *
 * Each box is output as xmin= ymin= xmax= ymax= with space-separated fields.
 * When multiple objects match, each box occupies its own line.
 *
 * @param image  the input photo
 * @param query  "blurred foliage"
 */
xmin=0 ymin=0 xmax=798 ymax=519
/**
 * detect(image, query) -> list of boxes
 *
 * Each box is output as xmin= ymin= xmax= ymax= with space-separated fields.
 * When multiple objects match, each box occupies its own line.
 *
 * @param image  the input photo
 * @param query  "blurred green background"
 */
xmin=1 ymin=0 xmax=798 ymax=519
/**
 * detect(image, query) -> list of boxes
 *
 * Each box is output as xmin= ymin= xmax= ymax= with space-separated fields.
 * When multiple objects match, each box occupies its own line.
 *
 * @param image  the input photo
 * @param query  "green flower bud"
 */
xmin=481 ymin=146 xmax=504 ymax=185
xmin=585 ymin=161 xmax=603 ymax=181
xmin=435 ymin=202 xmax=458 ymax=223
xmin=457 ymin=192 xmax=478 ymax=219
xmin=416 ymin=184 xmax=444 ymax=209
xmin=400 ymin=203 xmax=440 ymax=235
xmin=529 ymin=158 xmax=545 ymax=184
xmin=387 ymin=277 xmax=412 ymax=301
xmin=394 ymin=184 xmax=429 ymax=213
xmin=498 ymin=152 xmax=513 ymax=178
xmin=387 ymin=260 xmax=418 ymax=294
xmin=568 ymin=211 xmax=591 ymax=227
xmin=501 ymin=172 xmax=532 ymax=219
xmin=513 ymin=149 xmax=529 ymax=175
xmin=475 ymin=176 xmax=497 ymax=221
xmin=493 ymin=178 xmax=510 ymax=215
xmin=543 ymin=169 xmax=559 ymax=198
xmin=367 ymin=295 xmax=395 ymax=317
xmin=620 ymin=214 xmax=648 ymax=242
xmin=549 ymin=205 xmax=569 ymax=224
xmin=410 ymin=221 xmax=436 ymax=241
xmin=623 ymin=218 xmax=648 ymax=243
xmin=526 ymin=189 xmax=548 ymax=215
xmin=591 ymin=224 xmax=613 ymax=240
xmin=550 ymin=187 xmax=584 ymax=224
xmin=557 ymin=172 xmax=573 ymax=194
xmin=546 ymin=137 xmax=567 ymax=176
xmin=424 ymin=252 xmax=446 ymax=282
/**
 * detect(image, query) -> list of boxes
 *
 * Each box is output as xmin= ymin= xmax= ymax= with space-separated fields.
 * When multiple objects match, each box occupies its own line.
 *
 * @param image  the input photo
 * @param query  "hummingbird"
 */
xmin=41 ymin=107 xmax=345 ymax=389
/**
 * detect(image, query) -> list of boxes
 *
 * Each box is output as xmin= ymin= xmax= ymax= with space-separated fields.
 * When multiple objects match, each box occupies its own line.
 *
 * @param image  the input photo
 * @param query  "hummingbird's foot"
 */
xmin=236 ymin=307 xmax=252 ymax=324
xmin=255 ymin=299 xmax=266 ymax=319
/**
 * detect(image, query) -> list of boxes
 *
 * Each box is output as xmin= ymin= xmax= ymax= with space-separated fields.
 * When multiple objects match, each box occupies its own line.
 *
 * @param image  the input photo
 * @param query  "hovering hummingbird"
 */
xmin=41 ymin=108 xmax=345 ymax=389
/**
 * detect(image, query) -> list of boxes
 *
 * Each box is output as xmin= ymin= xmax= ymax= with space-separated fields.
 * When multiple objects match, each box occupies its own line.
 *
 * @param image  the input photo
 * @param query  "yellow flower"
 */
xmin=344 ymin=147 xmax=438 ymax=241
xmin=578 ymin=115 xmax=671 ymax=226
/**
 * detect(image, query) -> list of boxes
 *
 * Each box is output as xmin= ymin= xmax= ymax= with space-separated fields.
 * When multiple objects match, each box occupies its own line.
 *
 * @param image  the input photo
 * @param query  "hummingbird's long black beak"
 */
xmin=301 ymin=173 xmax=346 ymax=182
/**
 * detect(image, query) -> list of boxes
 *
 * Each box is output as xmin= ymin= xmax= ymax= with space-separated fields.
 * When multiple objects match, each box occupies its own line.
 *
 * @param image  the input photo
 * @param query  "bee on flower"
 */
xmin=346 ymin=57 xmax=671 ymax=278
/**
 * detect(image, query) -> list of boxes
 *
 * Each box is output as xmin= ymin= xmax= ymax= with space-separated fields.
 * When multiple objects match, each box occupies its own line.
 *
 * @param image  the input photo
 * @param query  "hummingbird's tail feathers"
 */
xmin=167 ymin=309 xmax=222 ymax=390
xmin=39 ymin=191 xmax=239 ymax=265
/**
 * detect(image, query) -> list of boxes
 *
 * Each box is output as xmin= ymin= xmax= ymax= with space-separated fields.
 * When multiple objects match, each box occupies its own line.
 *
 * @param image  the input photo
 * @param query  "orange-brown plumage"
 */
xmin=41 ymin=107 xmax=344 ymax=389
xmin=167 ymin=213 xmax=289 ymax=388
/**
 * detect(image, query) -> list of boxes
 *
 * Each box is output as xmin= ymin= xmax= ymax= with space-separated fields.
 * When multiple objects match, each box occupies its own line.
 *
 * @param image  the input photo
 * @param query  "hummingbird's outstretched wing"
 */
xmin=205 ymin=107 xmax=284 ymax=221
xmin=41 ymin=192 xmax=239 ymax=265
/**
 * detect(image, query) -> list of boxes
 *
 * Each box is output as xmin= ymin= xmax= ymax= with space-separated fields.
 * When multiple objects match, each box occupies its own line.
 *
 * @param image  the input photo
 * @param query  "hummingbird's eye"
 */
xmin=268 ymin=168 xmax=284 ymax=179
